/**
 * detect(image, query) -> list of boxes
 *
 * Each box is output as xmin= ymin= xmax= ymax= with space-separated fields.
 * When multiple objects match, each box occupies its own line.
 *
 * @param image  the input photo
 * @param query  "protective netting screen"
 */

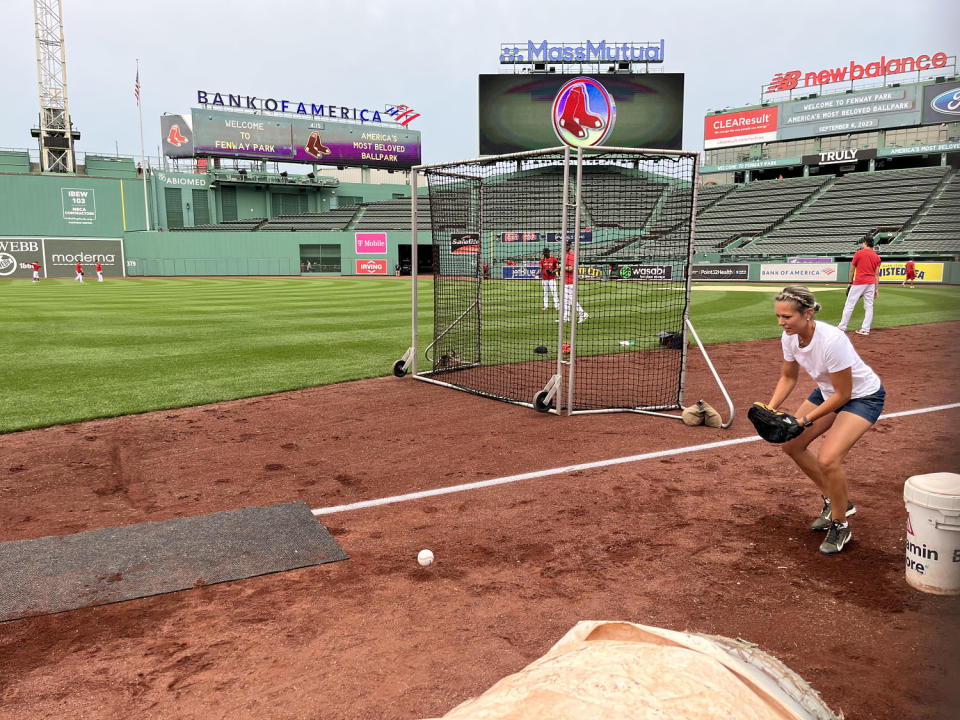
xmin=420 ymin=148 xmax=697 ymax=413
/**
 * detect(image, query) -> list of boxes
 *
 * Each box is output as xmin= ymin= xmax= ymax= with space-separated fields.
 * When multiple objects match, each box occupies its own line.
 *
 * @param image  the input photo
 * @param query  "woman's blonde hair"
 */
xmin=775 ymin=285 xmax=821 ymax=313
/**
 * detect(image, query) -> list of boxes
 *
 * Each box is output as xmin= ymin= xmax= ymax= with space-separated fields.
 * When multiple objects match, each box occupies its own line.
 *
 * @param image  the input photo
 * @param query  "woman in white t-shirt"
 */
xmin=767 ymin=285 xmax=885 ymax=555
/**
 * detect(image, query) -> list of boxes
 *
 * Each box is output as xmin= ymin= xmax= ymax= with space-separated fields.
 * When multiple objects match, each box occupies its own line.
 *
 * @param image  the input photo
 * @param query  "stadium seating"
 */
xmin=481 ymin=169 xmax=567 ymax=231
xmin=578 ymin=166 xmax=670 ymax=230
xmin=354 ymin=197 xmax=430 ymax=231
xmin=171 ymin=218 xmax=266 ymax=232
xmin=897 ymin=171 xmax=960 ymax=253
xmin=736 ymin=166 xmax=950 ymax=257
xmin=260 ymin=207 xmax=359 ymax=232
xmin=693 ymin=176 xmax=829 ymax=252
xmin=166 ymin=166 xmax=959 ymax=260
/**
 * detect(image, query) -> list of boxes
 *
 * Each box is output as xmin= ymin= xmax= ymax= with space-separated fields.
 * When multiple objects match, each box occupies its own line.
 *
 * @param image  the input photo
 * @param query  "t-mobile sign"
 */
xmin=355 ymin=232 xmax=387 ymax=254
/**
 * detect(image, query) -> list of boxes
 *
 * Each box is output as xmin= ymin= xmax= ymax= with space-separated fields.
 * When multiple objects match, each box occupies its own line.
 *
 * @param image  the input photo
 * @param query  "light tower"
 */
xmin=30 ymin=0 xmax=79 ymax=172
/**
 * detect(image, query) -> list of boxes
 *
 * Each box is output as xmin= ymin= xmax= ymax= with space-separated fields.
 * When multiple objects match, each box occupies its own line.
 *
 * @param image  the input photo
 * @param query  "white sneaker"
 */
xmin=855 ymin=329 xmax=870 ymax=336
xmin=577 ymin=313 xmax=589 ymax=324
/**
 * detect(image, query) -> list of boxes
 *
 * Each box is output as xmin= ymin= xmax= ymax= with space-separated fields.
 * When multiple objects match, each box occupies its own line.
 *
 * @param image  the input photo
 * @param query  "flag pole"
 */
xmin=136 ymin=59 xmax=151 ymax=231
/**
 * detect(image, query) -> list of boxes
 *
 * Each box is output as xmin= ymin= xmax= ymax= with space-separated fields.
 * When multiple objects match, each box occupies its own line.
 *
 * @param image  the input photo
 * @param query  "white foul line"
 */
xmin=311 ymin=403 xmax=960 ymax=517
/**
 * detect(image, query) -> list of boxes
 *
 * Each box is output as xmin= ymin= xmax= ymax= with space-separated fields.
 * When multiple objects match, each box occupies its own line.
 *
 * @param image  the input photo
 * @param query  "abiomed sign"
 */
xmin=500 ymin=40 xmax=665 ymax=64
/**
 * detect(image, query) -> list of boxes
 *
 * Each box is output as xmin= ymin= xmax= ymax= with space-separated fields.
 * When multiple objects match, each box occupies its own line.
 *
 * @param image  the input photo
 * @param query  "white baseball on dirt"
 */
xmin=417 ymin=549 xmax=434 ymax=567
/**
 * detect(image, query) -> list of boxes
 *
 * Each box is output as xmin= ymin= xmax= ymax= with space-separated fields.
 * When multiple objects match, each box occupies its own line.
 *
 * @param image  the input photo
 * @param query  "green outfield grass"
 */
xmin=1 ymin=277 xmax=957 ymax=433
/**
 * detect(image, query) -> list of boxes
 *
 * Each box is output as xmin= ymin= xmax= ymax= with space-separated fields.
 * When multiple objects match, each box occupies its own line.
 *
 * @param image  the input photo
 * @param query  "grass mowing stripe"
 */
xmin=1 ymin=278 xmax=957 ymax=433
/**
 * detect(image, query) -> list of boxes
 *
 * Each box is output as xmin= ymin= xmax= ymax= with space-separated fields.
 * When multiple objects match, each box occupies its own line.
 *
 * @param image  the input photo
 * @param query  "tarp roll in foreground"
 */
xmin=428 ymin=620 xmax=840 ymax=720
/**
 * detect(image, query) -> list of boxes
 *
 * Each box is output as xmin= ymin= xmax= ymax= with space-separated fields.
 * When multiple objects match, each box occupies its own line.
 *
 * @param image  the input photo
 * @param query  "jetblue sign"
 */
xmin=500 ymin=40 xmax=665 ymax=64
xmin=196 ymin=90 xmax=420 ymax=126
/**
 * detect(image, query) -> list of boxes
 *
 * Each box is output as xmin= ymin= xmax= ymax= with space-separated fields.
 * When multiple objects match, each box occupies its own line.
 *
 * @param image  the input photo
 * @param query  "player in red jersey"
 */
xmin=838 ymin=236 xmax=881 ymax=336
xmin=96 ymin=261 xmax=104 ymax=282
xmin=30 ymin=261 xmax=42 ymax=283
xmin=902 ymin=259 xmax=916 ymax=288
xmin=74 ymin=262 xmax=84 ymax=282
xmin=562 ymin=243 xmax=588 ymax=323
xmin=538 ymin=248 xmax=559 ymax=310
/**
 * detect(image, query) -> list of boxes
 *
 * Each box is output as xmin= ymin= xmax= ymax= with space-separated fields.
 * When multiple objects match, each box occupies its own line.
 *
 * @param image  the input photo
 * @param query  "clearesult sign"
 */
xmin=704 ymin=107 xmax=778 ymax=150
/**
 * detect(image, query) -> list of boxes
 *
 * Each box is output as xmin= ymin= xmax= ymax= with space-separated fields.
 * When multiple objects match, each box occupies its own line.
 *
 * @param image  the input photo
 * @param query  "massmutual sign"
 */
xmin=499 ymin=40 xmax=665 ymax=64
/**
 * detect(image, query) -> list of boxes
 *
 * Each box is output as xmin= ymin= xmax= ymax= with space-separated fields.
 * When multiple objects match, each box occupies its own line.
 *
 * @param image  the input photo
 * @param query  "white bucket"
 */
xmin=903 ymin=472 xmax=960 ymax=595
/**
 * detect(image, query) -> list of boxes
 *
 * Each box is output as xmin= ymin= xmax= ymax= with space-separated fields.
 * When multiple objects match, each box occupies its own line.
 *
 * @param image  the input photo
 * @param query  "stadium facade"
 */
xmin=1 ymin=48 xmax=958 ymax=283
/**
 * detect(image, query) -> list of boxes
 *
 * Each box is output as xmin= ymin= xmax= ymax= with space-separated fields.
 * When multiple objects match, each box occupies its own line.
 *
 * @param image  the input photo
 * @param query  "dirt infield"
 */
xmin=2 ymin=323 xmax=959 ymax=719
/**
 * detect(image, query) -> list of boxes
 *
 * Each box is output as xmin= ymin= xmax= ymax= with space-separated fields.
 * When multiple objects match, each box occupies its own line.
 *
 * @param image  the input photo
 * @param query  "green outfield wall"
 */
xmin=121 ymin=229 xmax=431 ymax=276
xmin=0 ymin=165 xmax=151 ymax=236
xmin=3 ymin=168 xmax=959 ymax=281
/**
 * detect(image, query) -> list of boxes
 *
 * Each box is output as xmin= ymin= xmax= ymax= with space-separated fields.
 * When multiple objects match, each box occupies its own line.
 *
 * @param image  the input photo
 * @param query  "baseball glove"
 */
xmin=747 ymin=402 xmax=805 ymax=443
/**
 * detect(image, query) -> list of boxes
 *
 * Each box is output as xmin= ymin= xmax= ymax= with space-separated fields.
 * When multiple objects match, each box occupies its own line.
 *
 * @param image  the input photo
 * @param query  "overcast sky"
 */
xmin=0 ymin=0 xmax=955 ymax=165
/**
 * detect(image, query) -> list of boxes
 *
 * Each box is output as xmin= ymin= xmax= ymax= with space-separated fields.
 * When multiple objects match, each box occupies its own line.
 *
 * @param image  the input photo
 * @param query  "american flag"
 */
xmin=135 ymin=69 xmax=140 ymax=105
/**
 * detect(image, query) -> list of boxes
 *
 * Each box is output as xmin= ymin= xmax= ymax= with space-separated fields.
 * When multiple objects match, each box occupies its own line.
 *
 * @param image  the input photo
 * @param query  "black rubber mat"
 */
xmin=0 ymin=501 xmax=348 ymax=622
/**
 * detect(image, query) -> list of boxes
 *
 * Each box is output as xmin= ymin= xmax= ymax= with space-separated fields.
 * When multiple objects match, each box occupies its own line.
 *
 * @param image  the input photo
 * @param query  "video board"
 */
xmin=187 ymin=108 xmax=421 ymax=169
xmin=479 ymin=73 xmax=684 ymax=154
xmin=704 ymin=79 xmax=953 ymax=149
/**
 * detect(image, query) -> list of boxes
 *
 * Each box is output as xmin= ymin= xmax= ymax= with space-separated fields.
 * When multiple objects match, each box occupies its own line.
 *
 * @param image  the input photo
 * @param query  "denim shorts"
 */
xmin=807 ymin=385 xmax=885 ymax=424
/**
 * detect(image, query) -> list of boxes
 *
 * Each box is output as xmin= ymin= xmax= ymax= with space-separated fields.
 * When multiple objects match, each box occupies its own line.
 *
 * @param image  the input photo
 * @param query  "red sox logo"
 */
xmin=166 ymin=124 xmax=189 ymax=147
xmin=552 ymin=77 xmax=616 ymax=148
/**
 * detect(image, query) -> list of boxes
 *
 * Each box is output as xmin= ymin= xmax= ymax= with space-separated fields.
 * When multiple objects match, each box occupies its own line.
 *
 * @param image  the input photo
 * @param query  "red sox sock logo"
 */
xmin=552 ymin=77 xmax=615 ymax=148
xmin=166 ymin=124 xmax=189 ymax=147
xmin=305 ymin=131 xmax=331 ymax=158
